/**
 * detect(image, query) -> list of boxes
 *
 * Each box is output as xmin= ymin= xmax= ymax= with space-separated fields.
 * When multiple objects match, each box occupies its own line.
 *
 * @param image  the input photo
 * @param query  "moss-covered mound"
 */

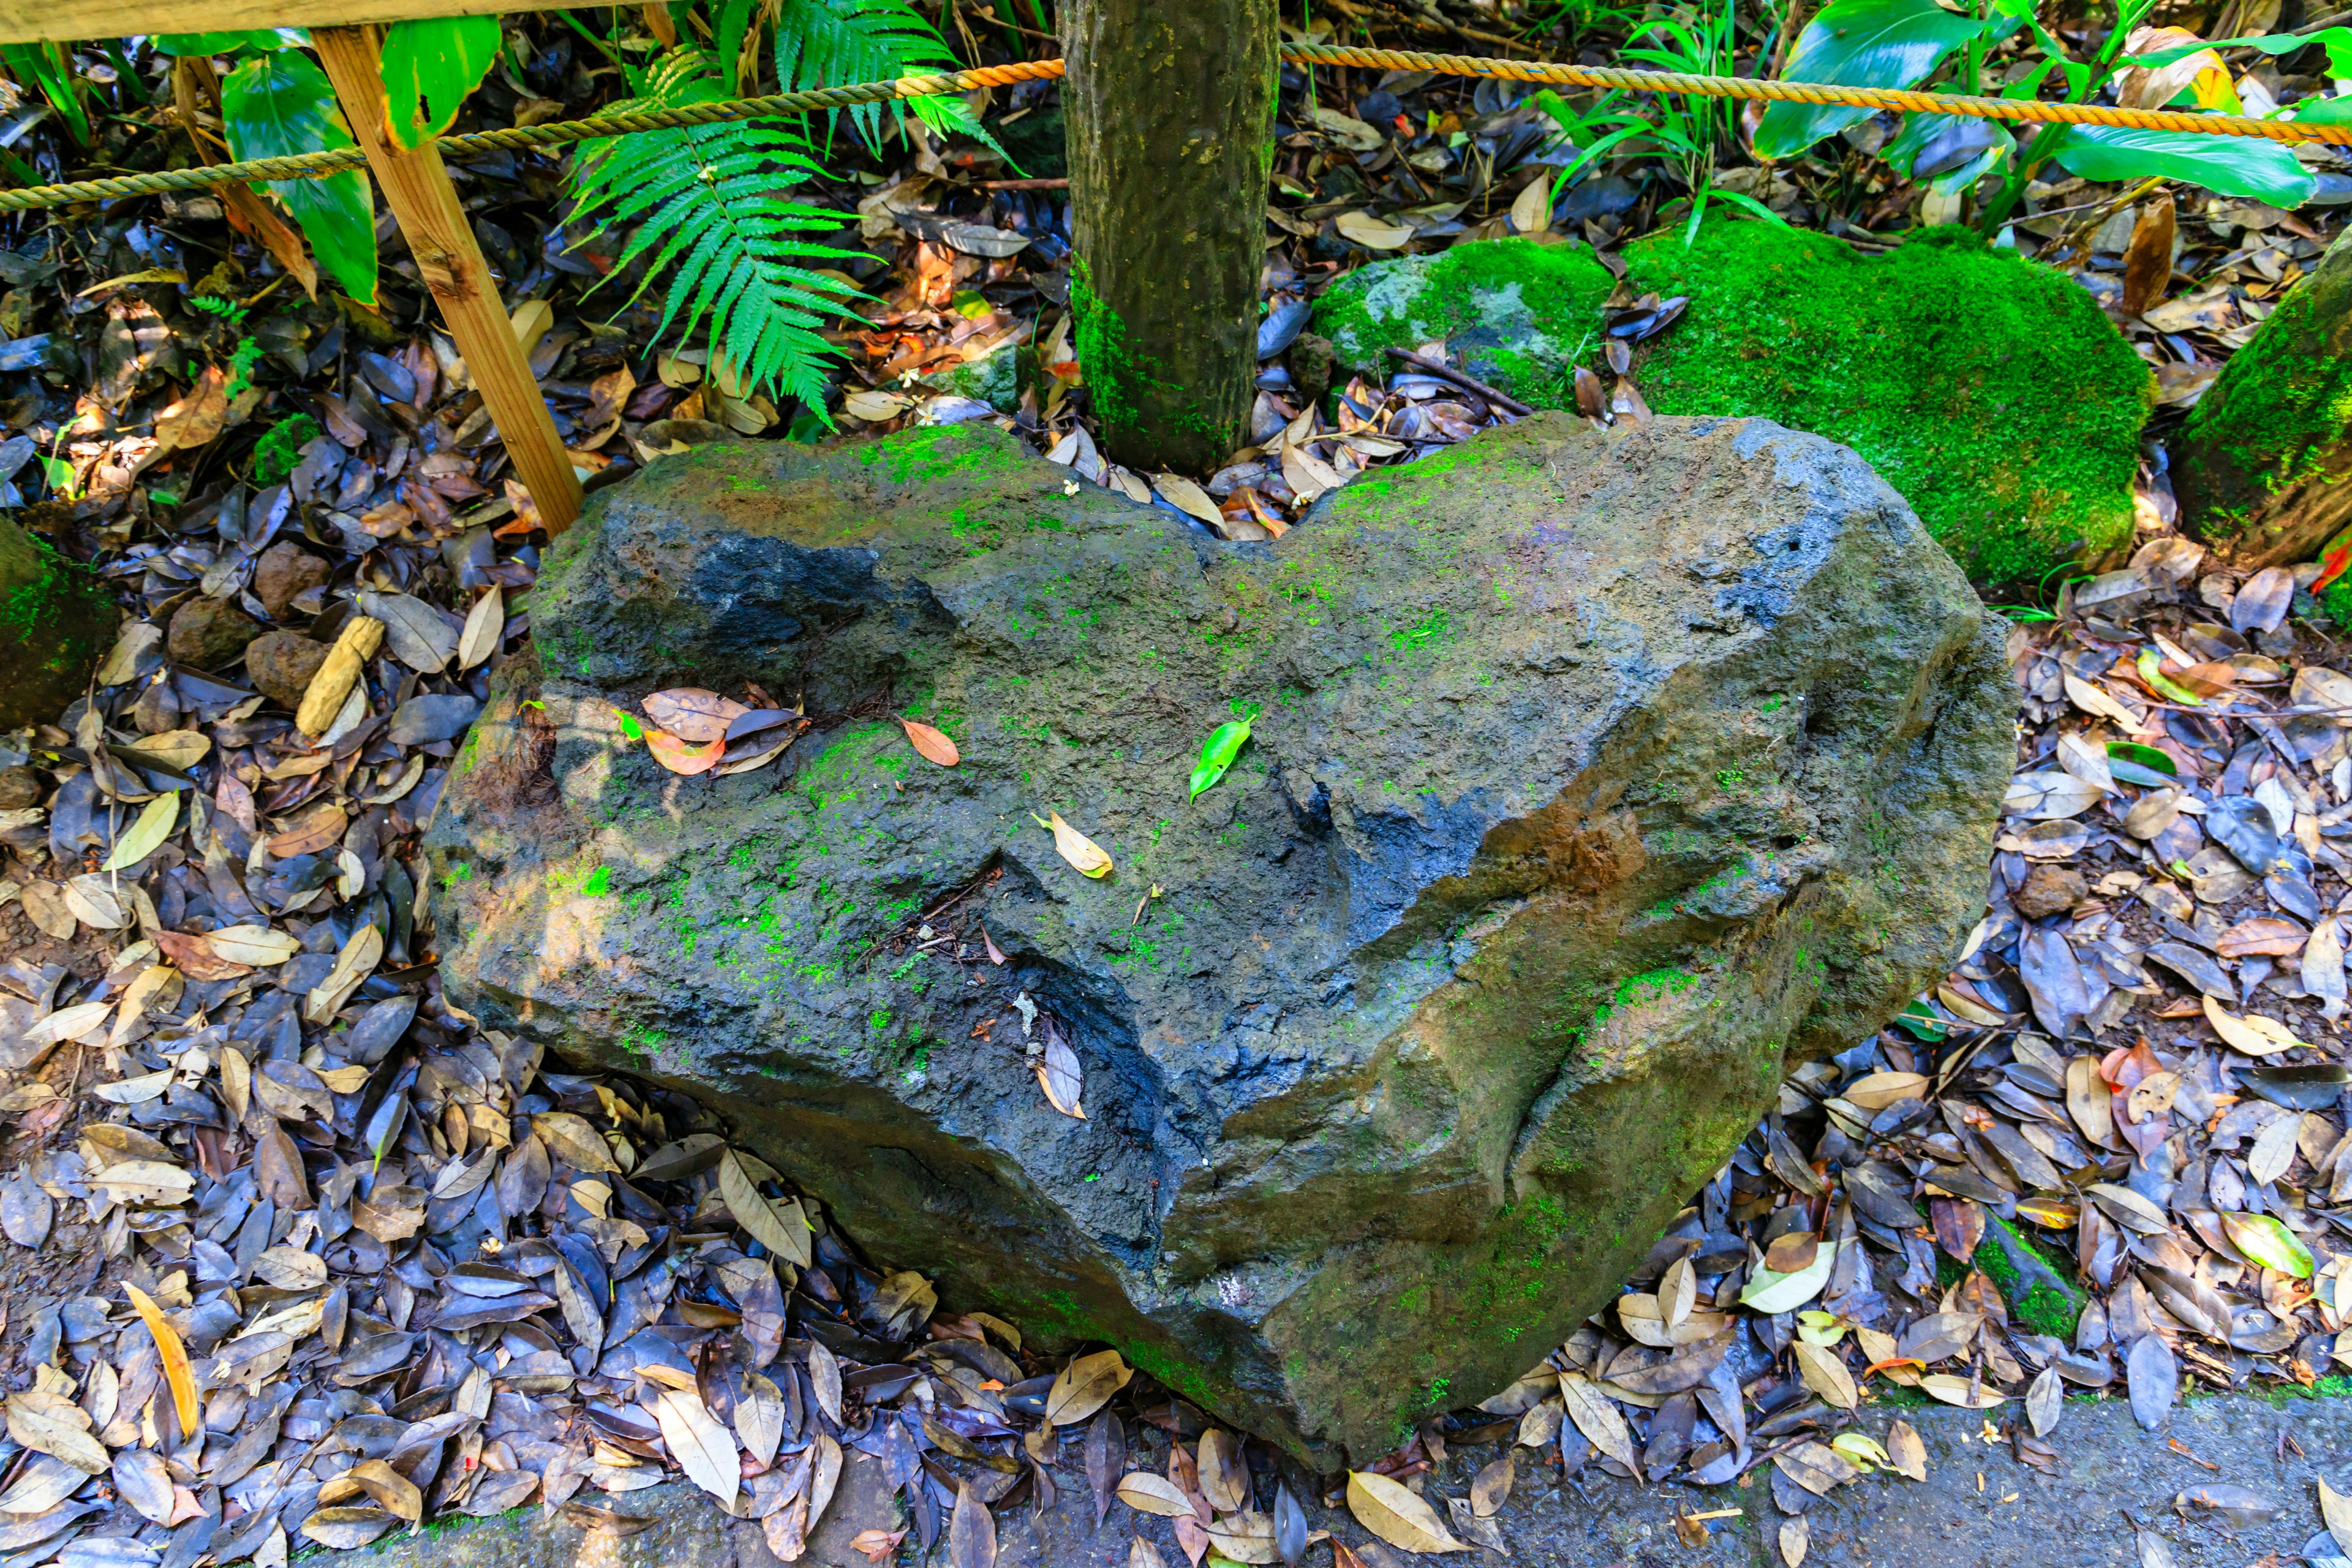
xmin=2 ymin=514 xmax=118 ymax=730
xmin=1314 ymin=226 xmax=2154 ymax=584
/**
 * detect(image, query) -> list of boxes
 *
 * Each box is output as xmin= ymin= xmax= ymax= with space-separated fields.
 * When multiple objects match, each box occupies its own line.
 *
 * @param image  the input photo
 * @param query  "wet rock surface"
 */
xmin=431 ymin=416 xmax=2014 ymax=1464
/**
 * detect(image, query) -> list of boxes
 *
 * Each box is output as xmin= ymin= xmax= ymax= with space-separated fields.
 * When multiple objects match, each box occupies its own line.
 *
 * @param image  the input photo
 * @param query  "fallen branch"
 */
xmin=1383 ymin=346 xmax=1536 ymax=417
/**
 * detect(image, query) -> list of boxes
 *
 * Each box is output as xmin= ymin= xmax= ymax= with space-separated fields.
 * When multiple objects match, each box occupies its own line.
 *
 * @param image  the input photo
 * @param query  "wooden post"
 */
xmin=312 ymin=24 xmax=584 ymax=533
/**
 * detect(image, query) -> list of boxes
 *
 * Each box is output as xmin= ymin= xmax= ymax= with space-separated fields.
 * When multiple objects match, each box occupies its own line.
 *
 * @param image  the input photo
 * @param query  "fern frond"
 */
xmin=569 ymin=47 xmax=867 ymax=419
xmin=774 ymin=0 xmax=956 ymax=148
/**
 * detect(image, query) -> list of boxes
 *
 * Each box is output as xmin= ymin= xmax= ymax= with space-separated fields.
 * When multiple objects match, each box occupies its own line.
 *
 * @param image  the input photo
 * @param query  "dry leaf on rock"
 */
xmin=900 ymin=718 xmax=960 ymax=766
xmin=1115 ymin=1472 xmax=1194 ymax=1517
xmin=645 ymin=728 xmax=726 ymax=776
xmin=643 ymin=688 xmax=746 ymax=744
xmin=718 ymin=1150 xmax=813 ymax=1266
xmin=1034 ymin=811 xmax=1113 ymax=878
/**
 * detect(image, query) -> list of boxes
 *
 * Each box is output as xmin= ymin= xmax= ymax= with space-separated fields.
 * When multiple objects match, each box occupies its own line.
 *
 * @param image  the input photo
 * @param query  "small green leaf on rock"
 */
xmin=1188 ymin=717 xmax=1254 ymax=802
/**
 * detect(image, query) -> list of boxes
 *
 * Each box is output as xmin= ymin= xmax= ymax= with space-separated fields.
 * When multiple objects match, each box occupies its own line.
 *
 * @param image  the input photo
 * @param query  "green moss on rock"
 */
xmin=1 ymin=515 xmax=119 ymax=729
xmin=1314 ymin=225 xmax=2153 ymax=584
xmin=1972 ymin=1211 xmax=2085 ymax=1339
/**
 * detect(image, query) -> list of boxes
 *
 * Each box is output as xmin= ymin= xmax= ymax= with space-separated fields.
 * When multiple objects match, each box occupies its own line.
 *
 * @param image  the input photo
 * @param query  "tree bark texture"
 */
xmin=1 ymin=514 xmax=118 ymax=730
xmin=1063 ymin=0 xmax=1276 ymax=475
xmin=2172 ymin=225 xmax=2352 ymax=569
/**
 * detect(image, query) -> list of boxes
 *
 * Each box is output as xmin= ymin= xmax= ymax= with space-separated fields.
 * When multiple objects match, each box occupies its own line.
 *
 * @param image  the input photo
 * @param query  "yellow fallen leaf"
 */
xmin=2204 ymin=994 xmax=2303 ymax=1055
xmin=1033 ymin=811 xmax=1112 ymax=878
xmin=1346 ymin=1470 xmax=1464 ymax=1553
xmin=900 ymin=718 xmax=960 ymax=767
xmin=123 ymin=1284 xmax=199 ymax=1439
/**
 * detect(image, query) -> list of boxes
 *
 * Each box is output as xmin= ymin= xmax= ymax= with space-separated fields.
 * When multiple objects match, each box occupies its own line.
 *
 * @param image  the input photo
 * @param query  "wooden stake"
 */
xmin=312 ymin=25 xmax=584 ymax=535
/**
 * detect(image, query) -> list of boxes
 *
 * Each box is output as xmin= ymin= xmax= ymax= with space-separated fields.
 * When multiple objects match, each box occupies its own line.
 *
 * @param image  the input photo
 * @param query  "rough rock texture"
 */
xmin=429 ymin=417 xmax=2014 ymax=1466
xmin=244 ymin=629 xmax=330 ymax=710
xmin=252 ymin=540 xmax=331 ymax=619
xmin=166 ymin=594 xmax=263 ymax=668
xmin=0 ymin=515 xmax=117 ymax=730
xmin=1313 ymin=227 xmax=2154 ymax=584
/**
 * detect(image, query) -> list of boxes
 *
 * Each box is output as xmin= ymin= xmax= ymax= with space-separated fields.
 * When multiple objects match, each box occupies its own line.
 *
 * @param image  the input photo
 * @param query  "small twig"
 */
xmin=1382 ymin=347 xmax=1535 ymax=417
xmin=976 ymin=176 xmax=1069 ymax=190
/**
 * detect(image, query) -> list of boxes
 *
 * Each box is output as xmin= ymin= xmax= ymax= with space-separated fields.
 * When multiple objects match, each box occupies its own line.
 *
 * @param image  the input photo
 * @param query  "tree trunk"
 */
xmin=2172 ymin=226 xmax=2352 ymax=569
xmin=1063 ymin=0 xmax=1276 ymax=475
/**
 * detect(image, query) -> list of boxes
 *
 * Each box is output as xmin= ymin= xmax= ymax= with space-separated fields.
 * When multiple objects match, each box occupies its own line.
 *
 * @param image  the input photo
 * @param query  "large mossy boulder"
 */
xmin=428 ymin=417 xmax=2015 ymax=1465
xmin=1314 ymin=225 xmax=2154 ymax=584
xmin=2 ymin=515 xmax=119 ymax=731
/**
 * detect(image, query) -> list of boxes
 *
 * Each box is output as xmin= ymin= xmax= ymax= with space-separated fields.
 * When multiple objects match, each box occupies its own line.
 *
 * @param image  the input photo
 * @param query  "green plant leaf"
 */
xmin=0 ymin=43 xmax=89 ymax=146
xmin=2128 ymin=26 xmax=2352 ymax=77
xmin=1187 ymin=717 xmax=1254 ymax=802
xmin=774 ymin=0 xmax=956 ymax=149
xmin=221 ymin=51 xmax=378 ymax=304
xmin=380 ymin=16 xmax=503 ymax=149
xmin=1739 ymin=1241 xmax=1839 ymax=1313
xmin=570 ymin=48 xmax=865 ymax=413
xmin=1752 ymin=0 xmax=1986 ymax=159
xmin=2047 ymin=124 xmax=2316 ymax=205
xmin=2291 ymin=95 xmax=2352 ymax=127
xmin=2105 ymin=740 xmax=2177 ymax=777
xmin=2221 ymin=1210 xmax=2313 ymax=1278
xmin=154 ymin=29 xmax=304 ymax=55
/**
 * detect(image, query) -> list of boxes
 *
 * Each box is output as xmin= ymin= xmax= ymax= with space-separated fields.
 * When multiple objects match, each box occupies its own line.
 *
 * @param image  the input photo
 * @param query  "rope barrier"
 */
xmin=0 ymin=39 xmax=2344 ymax=214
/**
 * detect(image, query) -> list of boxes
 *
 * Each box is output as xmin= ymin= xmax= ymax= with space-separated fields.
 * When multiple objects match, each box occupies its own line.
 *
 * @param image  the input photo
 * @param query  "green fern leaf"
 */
xmin=570 ymin=48 xmax=865 ymax=420
xmin=774 ymin=0 xmax=956 ymax=148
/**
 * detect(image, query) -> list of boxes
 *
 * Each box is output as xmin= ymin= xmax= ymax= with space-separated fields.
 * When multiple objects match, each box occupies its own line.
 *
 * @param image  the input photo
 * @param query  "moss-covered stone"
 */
xmin=1314 ymin=226 xmax=2154 ymax=584
xmin=2172 ymin=227 xmax=2352 ymax=570
xmin=1972 ymin=1212 xmax=2085 ymax=1339
xmin=919 ymin=341 xmax=1020 ymax=412
xmin=434 ymin=417 xmax=2015 ymax=1465
xmin=1 ymin=514 xmax=119 ymax=730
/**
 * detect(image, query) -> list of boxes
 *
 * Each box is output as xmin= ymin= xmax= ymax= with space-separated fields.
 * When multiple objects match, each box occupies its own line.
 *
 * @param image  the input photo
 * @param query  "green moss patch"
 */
xmin=1313 ymin=225 xmax=2153 ymax=584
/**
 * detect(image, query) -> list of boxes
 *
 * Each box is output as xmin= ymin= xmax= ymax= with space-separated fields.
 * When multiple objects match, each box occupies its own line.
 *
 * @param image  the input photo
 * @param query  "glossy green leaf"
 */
xmin=1752 ymin=0 xmax=1985 ymax=158
xmin=1894 ymin=1000 xmax=1949 ymax=1042
xmin=221 ymin=52 xmax=378 ymax=306
xmin=380 ymin=16 xmax=503 ymax=150
xmin=2048 ymin=124 xmax=2316 ymax=206
xmin=153 ymin=29 xmax=304 ymax=55
xmin=2222 ymin=1210 xmax=2314 ymax=1278
xmin=2128 ymin=27 xmax=2352 ymax=77
xmin=1188 ymin=717 xmax=1254 ymax=802
xmin=2105 ymin=741 xmax=2177 ymax=776
xmin=2293 ymin=95 xmax=2352 ymax=127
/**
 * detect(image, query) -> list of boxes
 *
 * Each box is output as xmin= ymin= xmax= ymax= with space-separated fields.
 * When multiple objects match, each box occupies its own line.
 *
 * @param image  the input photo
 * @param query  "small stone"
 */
xmin=167 ymin=595 xmax=264 ymax=668
xmin=244 ymin=630 xmax=330 ymax=710
xmin=0 ymin=764 xmax=45 ymax=811
xmin=2015 ymin=864 xmax=2088 ymax=921
xmin=918 ymin=341 xmax=1020 ymax=412
xmin=252 ymin=541 xmax=331 ymax=620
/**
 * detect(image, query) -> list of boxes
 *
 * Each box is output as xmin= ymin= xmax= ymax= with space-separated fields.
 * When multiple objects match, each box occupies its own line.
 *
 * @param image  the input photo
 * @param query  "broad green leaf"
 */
xmin=1752 ymin=0 xmax=1985 ymax=158
xmin=2293 ymin=95 xmax=2352 ymax=127
xmin=154 ymin=29 xmax=303 ymax=55
xmin=2221 ymin=1210 xmax=2315 ymax=1278
xmin=2128 ymin=26 xmax=2352 ymax=77
xmin=2048 ymin=124 xmax=2316 ymax=206
xmin=0 ymin=44 xmax=88 ymax=146
xmin=102 ymin=792 xmax=178 ymax=871
xmin=221 ymin=52 xmax=378 ymax=305
xmin=380 ymin=16 xmax=503 ymax=150
xmin=1188 ymin=717 xmax=1254 ymax=802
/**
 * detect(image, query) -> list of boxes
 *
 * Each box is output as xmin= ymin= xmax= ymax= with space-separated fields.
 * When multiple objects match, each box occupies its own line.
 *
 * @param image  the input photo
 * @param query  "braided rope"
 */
xmin=0 ymin=60 xmax=1066 ymax=213
xmin=0 ymin=39 xmax=2343 ymax=214
xmin=1287 ymin=43 xmax=2352 ymax=145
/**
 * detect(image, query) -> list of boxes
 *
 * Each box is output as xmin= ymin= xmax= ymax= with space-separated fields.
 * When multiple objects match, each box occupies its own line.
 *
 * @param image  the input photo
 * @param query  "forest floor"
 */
xmin=6 ymin=9 xmax=2352 ymax=1568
